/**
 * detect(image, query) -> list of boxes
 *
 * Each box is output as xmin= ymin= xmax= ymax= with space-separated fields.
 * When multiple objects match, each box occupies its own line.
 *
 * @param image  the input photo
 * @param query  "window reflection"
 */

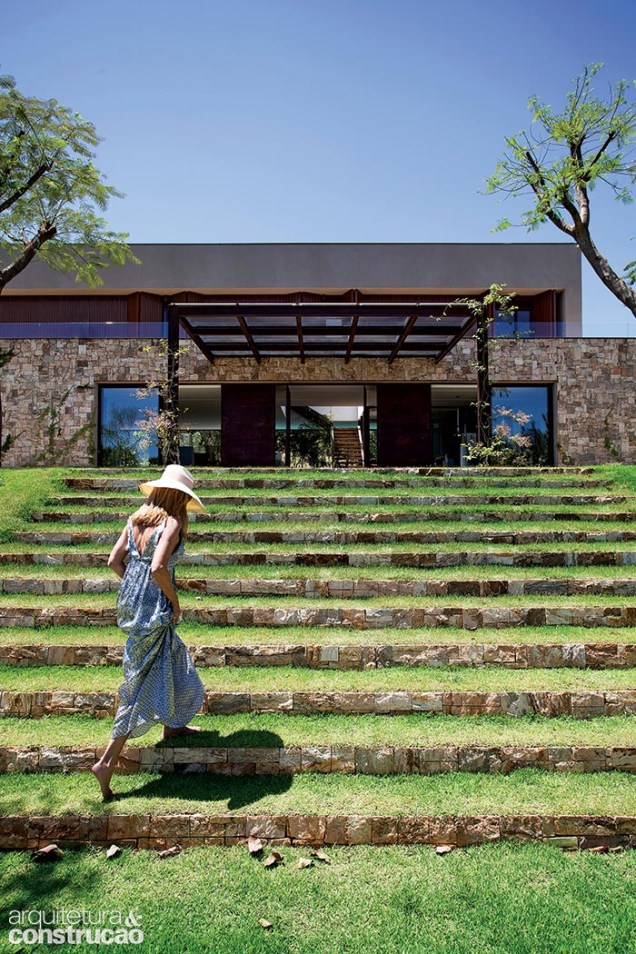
xmin=99 ymin=386 xmax=159 ymax=466
xmin=491 ymin=386 xmax=552 ymax=464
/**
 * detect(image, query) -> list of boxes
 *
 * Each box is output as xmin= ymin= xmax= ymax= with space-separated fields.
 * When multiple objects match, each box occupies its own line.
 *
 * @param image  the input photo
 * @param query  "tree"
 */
xmin=448 ymin=283 xmax=518 ymax=446
xmin=135 ymin=339 xmax=191 ymax=466
xmin=0 ymin=73 xmax=137 ymax=463
xmin=0 ymin=73 xmax=137 ymax=291
xmin=486 ymin=63 xmax=636 ymax=318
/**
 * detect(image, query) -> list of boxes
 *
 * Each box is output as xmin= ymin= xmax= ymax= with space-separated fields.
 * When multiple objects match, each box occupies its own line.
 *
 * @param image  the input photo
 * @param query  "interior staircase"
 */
xmin=332 ymin=427 xmax=363 ymax=467
xmin=1 ymin=464 xmax=636 ymax=852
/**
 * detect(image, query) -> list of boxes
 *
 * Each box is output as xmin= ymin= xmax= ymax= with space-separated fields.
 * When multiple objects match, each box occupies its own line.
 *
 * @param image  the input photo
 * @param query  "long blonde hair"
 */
xmin=130 ymin=487 xmax=190 ymax=543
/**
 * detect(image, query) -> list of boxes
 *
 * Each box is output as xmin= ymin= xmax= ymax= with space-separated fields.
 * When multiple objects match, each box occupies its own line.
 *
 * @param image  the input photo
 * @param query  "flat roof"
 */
xmin=2 ymin=243 xmax=583 ymax=331
xmin=3 ymin=241 xmax=580 ymax=294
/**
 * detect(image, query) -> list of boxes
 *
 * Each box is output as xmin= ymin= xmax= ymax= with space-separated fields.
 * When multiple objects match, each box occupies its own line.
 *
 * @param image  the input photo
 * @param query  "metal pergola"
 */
xmin=165 ymin=296 xmax=482 ymax=366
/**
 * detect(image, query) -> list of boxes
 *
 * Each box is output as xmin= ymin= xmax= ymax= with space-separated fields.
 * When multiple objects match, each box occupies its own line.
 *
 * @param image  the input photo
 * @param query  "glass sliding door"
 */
xmin=178 ymin=384 xmax=222 ymax=465
xmin=275 ymin=384 xmax=375 ymax=468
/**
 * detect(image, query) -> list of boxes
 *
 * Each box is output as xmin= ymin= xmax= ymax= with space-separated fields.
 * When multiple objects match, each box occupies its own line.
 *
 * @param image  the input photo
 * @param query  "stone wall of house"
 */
xmin=1 ymin=336 xmax=634 ymax=466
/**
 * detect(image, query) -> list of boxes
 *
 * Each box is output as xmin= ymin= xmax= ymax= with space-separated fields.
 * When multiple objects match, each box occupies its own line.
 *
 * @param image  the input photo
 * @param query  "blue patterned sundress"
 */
xmin=111 ymin=519 xmax=205 ymax=740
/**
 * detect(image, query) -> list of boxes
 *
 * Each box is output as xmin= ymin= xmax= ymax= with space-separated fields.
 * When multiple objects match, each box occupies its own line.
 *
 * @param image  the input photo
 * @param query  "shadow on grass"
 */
xmin=118 ymin=770 xmax=293 ymax=811
xmin=1 ymin=856 xmax=105 ymax=924
xmin=118 ymin=725 xmax=292 ymax=810
xmin=154 ymin=726 xmax=286 ymax=749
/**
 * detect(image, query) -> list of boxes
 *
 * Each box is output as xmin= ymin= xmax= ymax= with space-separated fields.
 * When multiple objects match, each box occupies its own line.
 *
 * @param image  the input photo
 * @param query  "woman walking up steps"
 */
xmin=91 ymin=465 xmax=206 ymax=799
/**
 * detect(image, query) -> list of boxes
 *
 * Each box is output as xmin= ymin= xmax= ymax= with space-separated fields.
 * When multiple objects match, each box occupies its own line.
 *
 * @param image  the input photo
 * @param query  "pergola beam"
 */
xmin=170 ymin=299 xmax=477 ymax=363
xmin=388 ymin=314 xmax=419 ymax=365
xmin=344 ymin=315 xmax=359 ymax=364
xmin=236 ymin=314 xmax=261 ymax=363
xmin=296 ymin=315 xmax=305 ymax=363
xmin=183 ymin=322 xmax=467 ymax=337
xmin=435 ymin=314 xmax=478 ymax=364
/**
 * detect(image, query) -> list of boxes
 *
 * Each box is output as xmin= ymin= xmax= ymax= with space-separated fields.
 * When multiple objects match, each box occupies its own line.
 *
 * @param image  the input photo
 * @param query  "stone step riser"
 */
xmin=1 ymin=813 xmax=630 ymax=852
xmin=3 ymin=744 xmax=636 ymax=776
xmin=3 ymin=577 xmax=636 ymax=597
xmin=55 ymin=494 xmax=632 ymax=507
xmin=2 ymin=605 xmax=636 ymax=629
xmin=3 ymin=551 xmax=636 ymax=568
xmin=96 ymin=466 xmax=596 ymax=475
xmin=1 ymin=689 xmax=634 ymax=718
xmin=32 ymin=510 xmax=636 ymax=525
xmin=2 ymin=642 xmax=634 ymax=669
xmin=14 ymin=530 xmax=636 ymax=544
xmin=64 ymin=477 xmax=611 ymax=490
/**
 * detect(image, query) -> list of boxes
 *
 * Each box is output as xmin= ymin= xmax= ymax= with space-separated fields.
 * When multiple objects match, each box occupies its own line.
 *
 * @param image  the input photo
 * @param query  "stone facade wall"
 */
xmin=1 ymin=336 xmax=635 ymax=466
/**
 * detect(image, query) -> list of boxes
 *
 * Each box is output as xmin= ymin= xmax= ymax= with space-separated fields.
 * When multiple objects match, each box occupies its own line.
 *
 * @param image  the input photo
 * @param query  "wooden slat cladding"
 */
xmin=376 ymin=384 xmax=433 ymax=466
xmin=221 ymin=384 xmax=277 ymax=466
xmin=0 ymin=296 xmax=128 ymax=324
xmin=125 ymin=292 xmax=163 ymax=323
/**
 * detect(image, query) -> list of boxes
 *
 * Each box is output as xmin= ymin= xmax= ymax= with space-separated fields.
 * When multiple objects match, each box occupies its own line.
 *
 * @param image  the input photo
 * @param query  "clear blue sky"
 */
xmin=5 ymin=0 xmax=636 ymax=336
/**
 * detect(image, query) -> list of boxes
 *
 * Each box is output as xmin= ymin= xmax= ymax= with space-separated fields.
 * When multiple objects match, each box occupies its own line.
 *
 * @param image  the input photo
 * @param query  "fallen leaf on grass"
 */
xmin=263 ymin=851 xmax=284 ymax=868
xmin=435 ymin=845 xmax=456 ymax=856
xmin=298 ymin=857 xmax=314 ymax=869
xmin=106 ymin=845 xmax=122 ymax=859
xmin=33 ymin=844 xmax=64 ymax=862
xmin=248 ymin=836 xmax=264 ymax=855
xmin=158 ymin=844 xmax=182 ymax=859
xmin=258 ymin=919 xmax=273 ymax=930
xmin=310 ymin=849 xmax=331 ymax=864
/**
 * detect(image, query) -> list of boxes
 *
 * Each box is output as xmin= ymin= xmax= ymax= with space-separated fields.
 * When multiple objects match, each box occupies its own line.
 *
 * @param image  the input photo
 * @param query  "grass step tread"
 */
xmin=3 ymin=712 xmax=636 ymax=748
xmin=2 ymin=663 xmax=636 ymax=691
xmin=2 ymin=769 xmax=636 ymax=819
xmin=2 ymin=623 xmax=636 ymax=647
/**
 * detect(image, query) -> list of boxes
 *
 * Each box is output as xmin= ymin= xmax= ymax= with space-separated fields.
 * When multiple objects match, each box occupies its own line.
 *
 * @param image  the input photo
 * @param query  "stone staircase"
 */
xmin=2 ymin=465 xmax=636 ymax=853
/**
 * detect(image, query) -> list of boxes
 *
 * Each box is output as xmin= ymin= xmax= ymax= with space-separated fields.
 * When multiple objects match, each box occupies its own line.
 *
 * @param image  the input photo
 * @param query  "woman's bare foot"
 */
xmin=91 ymin=762 xmax=115 ymax=799
xmin=162 ymin=724 xmax=202 ymax=739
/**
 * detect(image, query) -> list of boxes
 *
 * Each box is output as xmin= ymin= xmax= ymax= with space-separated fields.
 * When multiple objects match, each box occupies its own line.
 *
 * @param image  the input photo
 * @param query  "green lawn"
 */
xmin=2 ymin=591 xmax=636 ymax=609
xmin=17 ymin=518 xmax=636 ymax=533
xmin=4 ymin=712 xmax=636 ymax=749
xmin=2 ymin=663 xmax=636 ymax=692
xmin=2 ymin=769 xmax=636 ymax=816
xmin=4 ymin=561 xmax=636 ymax=581
xmin=2 ymin=842 xmax=635 ymax=954
xmin=2 ymin=622 xmax=636 ymax=646
xmin=4 ymin=539 xmax=636 ymax=555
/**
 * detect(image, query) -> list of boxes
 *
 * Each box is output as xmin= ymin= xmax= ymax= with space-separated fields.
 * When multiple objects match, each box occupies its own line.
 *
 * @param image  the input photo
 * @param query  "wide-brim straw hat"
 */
xmin=138 ymin=464 xmax=205 ymax=511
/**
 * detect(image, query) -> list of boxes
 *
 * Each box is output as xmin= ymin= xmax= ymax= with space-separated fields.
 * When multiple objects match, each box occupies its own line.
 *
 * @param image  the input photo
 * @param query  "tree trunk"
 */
xmin=475 ymin=313 xmax=491 ymax=446
xmin=574 ymin=225 xmax=636 ymax=318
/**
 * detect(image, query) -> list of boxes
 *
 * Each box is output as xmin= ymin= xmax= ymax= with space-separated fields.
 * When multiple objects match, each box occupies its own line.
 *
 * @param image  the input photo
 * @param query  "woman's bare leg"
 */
xmin=91 ymin=733 xmax=130 ymax=798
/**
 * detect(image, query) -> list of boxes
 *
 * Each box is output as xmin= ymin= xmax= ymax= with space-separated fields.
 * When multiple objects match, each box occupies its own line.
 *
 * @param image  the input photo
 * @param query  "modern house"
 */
xmin=1 ymin=242 xmax=634 ymax=468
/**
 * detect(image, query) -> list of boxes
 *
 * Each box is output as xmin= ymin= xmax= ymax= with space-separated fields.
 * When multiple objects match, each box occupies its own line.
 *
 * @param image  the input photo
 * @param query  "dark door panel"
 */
xmin=221 ymin=384 xmax=276 ymax=465
xmin=376 ymin=384 xmax=432 ymax=466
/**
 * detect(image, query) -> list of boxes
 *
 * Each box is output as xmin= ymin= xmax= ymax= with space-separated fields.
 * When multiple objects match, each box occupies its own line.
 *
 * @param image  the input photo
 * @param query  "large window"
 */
xmin=98 ymin=386 xmax=159 ymax=466
xmin=491 ymin=385 xmax=553 ymax=465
